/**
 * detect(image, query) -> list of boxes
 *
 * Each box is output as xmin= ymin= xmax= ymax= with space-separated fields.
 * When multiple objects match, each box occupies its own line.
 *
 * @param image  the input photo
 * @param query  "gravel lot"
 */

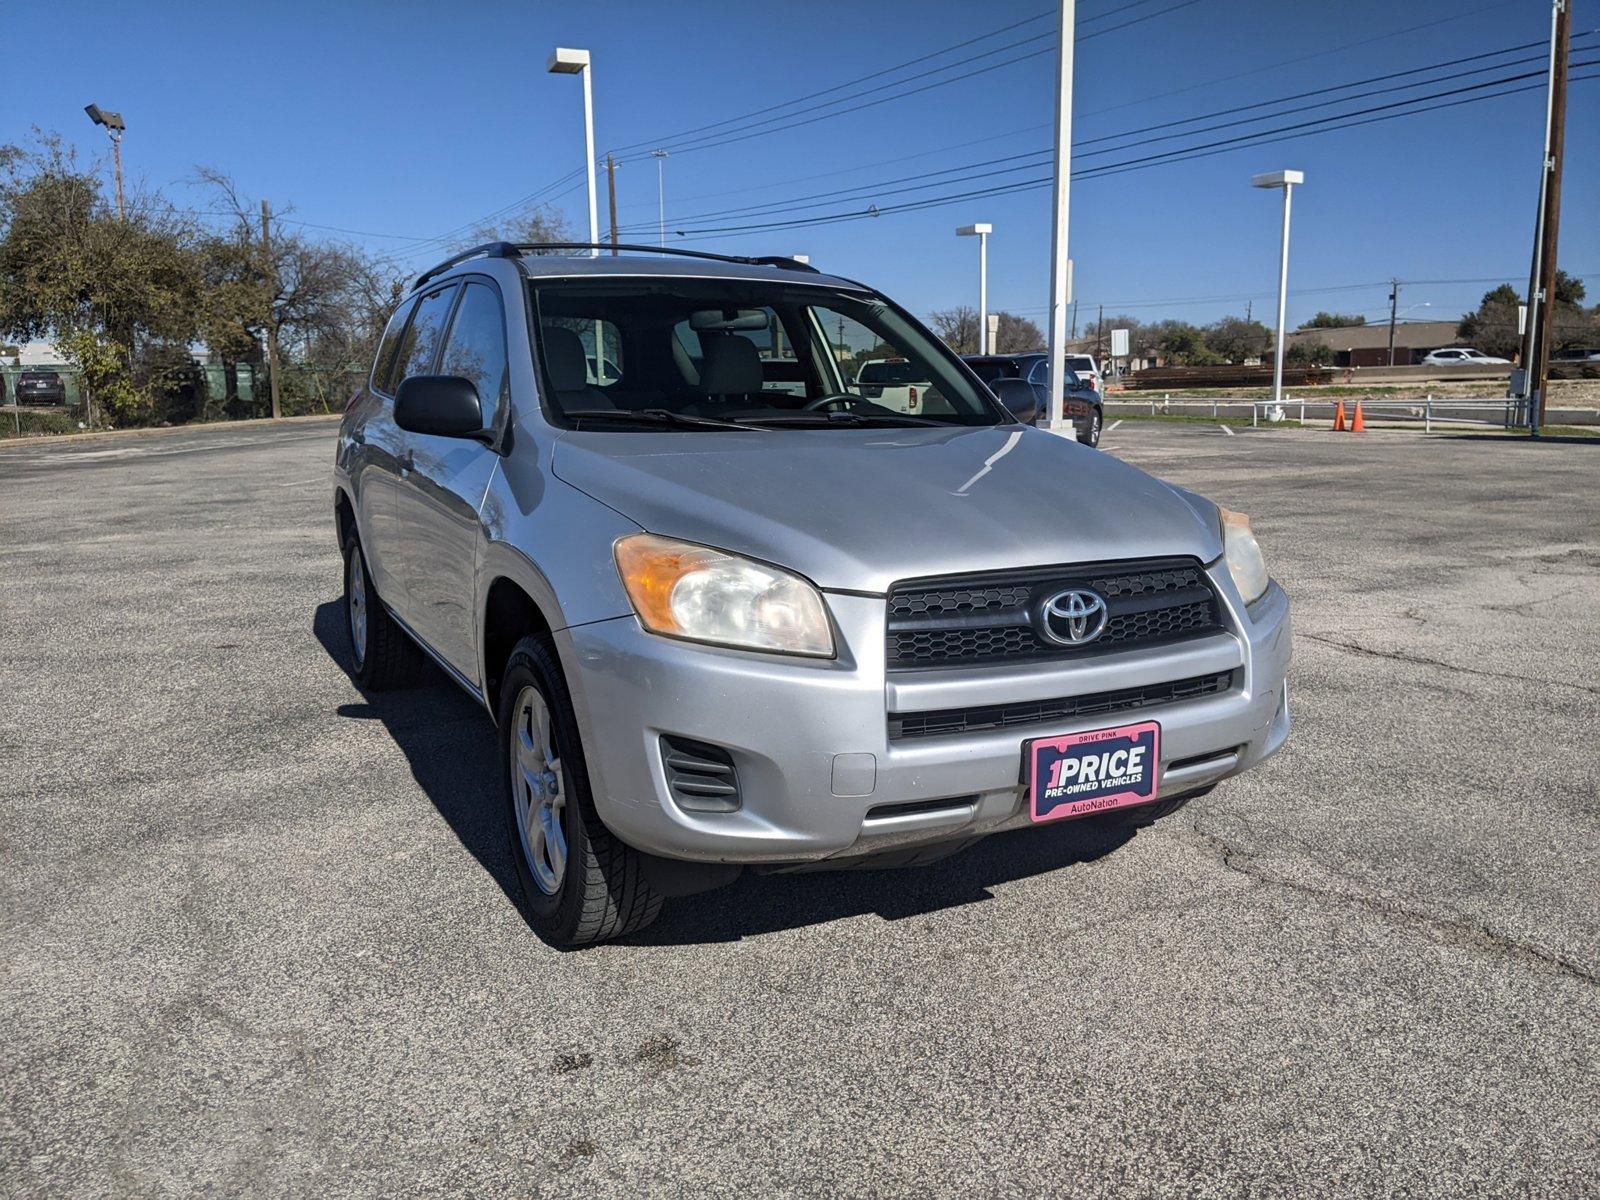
xmin=3 ymin=418 xmax=1596 ymax=1197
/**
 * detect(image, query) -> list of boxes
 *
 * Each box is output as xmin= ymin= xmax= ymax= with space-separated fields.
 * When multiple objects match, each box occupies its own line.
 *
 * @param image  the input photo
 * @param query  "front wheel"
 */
xmin=499 ymin=636 xmax=662 ymax=948
xmin=1078 ymin=407 xmax=1103 ymax=448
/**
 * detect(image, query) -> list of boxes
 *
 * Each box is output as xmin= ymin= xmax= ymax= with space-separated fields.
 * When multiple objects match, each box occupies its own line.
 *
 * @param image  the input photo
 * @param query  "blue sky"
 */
xmin=4 ymin=0 xmax=1596 ymax=332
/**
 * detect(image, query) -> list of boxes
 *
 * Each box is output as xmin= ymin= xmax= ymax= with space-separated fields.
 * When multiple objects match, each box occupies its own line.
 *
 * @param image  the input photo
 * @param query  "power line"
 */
xmin=605 ymin=0 xmax=1194 ymax=160
xmin=662 ymin=66 xmax=1598 ymax=238
xmin=618 ymin=40 xmax=1585 ymax=233
xmin=604 ymin=8 xmax=1054 ymax=156
xmin=615 ymin=0 xmax=1206 ymax=164
xmin=617 ymin=32 xmax=1593 ymax=235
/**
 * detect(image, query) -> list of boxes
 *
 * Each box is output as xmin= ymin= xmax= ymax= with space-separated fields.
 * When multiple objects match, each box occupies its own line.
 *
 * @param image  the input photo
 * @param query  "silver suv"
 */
xmin=334 ymin=243 xmax=1292 ymax=948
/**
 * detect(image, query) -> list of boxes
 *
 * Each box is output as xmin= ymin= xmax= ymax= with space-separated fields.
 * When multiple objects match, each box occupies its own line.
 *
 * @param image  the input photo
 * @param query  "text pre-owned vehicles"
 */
xmin=961 ymin=352 xmax=1103 ymax=445
xmin=334 ymin=243 xmax=1292 ymax=948
xmin=14 ymin=369 xmax=67 ymax=405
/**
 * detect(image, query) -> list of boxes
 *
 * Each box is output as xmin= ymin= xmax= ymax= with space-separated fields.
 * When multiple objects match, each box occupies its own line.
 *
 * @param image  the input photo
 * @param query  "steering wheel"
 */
xmin=802 ymin=393 xmax=862 ymax=412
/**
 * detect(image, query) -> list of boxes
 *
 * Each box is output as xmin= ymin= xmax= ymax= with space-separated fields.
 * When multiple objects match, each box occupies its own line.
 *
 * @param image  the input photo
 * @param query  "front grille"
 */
xmin=886 ymin=558 xmax=1222 ymax=669
xmin=888 ymin=671 xmax=1234 ymax=740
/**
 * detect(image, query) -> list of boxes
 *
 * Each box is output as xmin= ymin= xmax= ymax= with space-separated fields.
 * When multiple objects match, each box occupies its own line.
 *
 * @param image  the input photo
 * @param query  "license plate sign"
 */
xmin=1027 ymin=721 xmax=1160 ymax=823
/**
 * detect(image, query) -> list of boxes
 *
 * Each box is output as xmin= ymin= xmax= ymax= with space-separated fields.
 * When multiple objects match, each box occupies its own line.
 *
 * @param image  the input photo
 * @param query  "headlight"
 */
xmin=614 ymin=534 xmax=835 ymax=657
xmin=1219 ymin=507 xmax=1270 ymax=605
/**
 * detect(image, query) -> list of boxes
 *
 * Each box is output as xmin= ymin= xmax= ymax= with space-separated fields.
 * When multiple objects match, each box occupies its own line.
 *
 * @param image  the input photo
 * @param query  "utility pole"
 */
xmin=606 ymin=153 xmax=620 ymax=255
xmin=261 ymin=199 xmax=282 ymax=421
xmin=1245 ymin=299 xmax=1252 ymax=323
xmin=1070 ymin=299 xmax=1078 ymax=340
xmin=1387 ymin=278 xmax=1400 ymax=366
xmin=1097 ymin=305 xmax=1104 ymax=365
xmin=1045 ymin=0 xmax=1076 ymax=428
xmin=1524 ymin=0 xmax=1569 ymax=438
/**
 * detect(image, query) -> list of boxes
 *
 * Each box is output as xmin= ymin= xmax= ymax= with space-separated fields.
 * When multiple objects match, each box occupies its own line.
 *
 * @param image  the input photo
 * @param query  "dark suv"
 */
xmin=961 ymin=353 xmax=1103 ymax=446
xmin=15 ymin=370 xmax=67 ymax=406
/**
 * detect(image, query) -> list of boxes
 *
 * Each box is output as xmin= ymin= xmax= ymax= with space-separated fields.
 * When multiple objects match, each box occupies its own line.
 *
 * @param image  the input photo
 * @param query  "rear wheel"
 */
xmin=342 ymin=535 xmax=419 ymax=690
xmin=499 ymin=636 xmax=662 ymax=948
xmin=1079 ymin=407 xmax=1103 ymax=448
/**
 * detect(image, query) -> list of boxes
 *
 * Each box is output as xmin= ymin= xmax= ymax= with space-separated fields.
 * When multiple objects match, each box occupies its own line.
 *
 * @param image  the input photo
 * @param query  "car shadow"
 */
xmin=314 ymin=600 xmax=524 ymax=913
xmin=313 ymin=599 xmax=1135 ymax=946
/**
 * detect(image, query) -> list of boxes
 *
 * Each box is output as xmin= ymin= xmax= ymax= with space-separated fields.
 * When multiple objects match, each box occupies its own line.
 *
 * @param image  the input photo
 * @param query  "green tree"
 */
xmin=1204 ymin=315 xmax=1272 ymax=363
xmin=0 ymin=134 xmax=200 ymax=425
xmin=1286 ymin=340 xmax=1335 ymax=366
xmin=1149 ymin=320 xmax=1222 ymax=365
xmin=1298 ymin=311 xmax=1365 ymax=329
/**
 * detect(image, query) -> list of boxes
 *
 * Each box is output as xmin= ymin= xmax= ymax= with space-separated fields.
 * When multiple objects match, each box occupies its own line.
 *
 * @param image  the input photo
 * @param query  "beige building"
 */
xmin=1284 ymin=320 xmax=1465 ymax=367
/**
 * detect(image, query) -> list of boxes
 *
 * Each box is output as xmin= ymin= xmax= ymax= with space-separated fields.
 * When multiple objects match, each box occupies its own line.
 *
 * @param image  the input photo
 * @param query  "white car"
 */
xmin=853 ymin=357 xmax=932 ymax=414
xmin=1066 ymin=353 xmax=1102 ymax=391
xmin=1421 ymin=347 xmax=1510 ymax=366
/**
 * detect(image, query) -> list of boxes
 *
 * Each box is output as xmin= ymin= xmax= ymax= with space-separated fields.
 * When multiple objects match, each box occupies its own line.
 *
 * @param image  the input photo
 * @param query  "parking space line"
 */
xmin=1108 ymin=419 xmax=1123 ymax=432
xmin=1218 ymin=424 xmax=1235 ymax=436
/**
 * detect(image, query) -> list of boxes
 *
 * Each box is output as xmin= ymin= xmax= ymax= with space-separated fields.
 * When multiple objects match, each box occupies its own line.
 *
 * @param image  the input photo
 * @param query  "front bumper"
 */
xmin=559 ymin=566 xmax=1291 ymax=865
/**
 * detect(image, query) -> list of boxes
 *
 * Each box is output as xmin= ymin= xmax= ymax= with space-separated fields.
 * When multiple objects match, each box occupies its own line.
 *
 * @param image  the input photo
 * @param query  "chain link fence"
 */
xmin=2 ymin=362 xmax=366 ymax=436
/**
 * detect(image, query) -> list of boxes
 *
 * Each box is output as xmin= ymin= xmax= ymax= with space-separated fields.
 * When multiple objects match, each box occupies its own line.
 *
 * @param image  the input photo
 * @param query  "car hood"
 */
xmin=551 ymin=425 xmax=1222 ymax=593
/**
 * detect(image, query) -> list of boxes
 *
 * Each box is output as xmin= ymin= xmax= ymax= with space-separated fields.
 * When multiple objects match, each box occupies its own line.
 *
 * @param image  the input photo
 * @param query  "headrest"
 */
xmin=699 ymin=335 xmax=762 ymax=396
xmin=541 ymin=325 xmax=589 ymax=391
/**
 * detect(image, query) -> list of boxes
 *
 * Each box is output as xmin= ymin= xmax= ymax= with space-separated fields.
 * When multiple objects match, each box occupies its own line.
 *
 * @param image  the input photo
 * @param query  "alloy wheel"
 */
xmin=347 ymin=550 xmax=369 ymax=667
xmin=511 ymin=684 xmax=568 ymax=895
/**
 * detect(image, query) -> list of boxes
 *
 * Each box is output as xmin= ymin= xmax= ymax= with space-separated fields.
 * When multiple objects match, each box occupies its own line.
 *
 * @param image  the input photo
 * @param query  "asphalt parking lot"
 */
xmin=3 ymin=418 xmax=1597 ymax=1197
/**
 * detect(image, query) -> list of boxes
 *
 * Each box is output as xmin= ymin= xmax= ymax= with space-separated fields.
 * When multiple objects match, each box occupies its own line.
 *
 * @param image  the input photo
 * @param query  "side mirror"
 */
xmin=394 ymin=375 xmax=485 ymax=439
xmin=989 ymin=377 xmax=1040 ymax=424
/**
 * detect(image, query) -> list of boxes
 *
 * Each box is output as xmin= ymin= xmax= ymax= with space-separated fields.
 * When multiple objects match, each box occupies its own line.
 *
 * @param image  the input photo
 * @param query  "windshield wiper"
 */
xmin=735 ymin=411 xmax=947 ymax=428
xmin=562 ymin=408 xmax=757 ymax=432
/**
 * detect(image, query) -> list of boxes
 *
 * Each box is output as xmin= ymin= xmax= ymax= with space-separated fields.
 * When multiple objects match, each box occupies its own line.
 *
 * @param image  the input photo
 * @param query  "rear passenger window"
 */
xmin=440 ymin=282 xmax=509 ymax=428
xmin=371 ymin=298 xmax=416 ymax=396
xmin=394 ymin=285 xmax=459 ymax=383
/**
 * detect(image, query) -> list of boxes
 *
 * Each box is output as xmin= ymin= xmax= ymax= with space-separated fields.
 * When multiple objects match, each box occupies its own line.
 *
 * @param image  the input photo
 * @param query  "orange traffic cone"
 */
xmin=1350 ymin=400 xmax=1366 ymax=433
xmin=1332 ymin=400 xmax=1347 ymax=432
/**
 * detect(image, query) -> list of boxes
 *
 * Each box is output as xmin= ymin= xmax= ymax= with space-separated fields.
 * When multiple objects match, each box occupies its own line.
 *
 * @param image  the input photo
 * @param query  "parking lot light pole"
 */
xmin=547 ymin=48 xmax=598 ymax=257
xmin=956 ymin=224 xmax=992 ymax=354
xmin=1045 ymin=0 xmax=1075 ymax=429
xmin=1252 ymin=170 xmax=1304 ymax=407
xmin=650 ymin=150 xmax=669 ymax=248
xmin=83 ymin=104 xmax=126 ymax=219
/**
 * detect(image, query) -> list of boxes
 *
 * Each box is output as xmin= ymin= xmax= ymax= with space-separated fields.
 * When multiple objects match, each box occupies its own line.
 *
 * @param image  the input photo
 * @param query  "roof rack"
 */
xmin=412 ymin=242 xmax=520 ymax=290
xmin=411 ymin=241 xmax=820 ymax=290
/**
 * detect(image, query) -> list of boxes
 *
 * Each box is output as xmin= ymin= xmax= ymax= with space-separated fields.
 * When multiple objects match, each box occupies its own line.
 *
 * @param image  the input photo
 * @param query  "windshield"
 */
xmin=529 ymin=278 xmax=1005 ymax=430
xmin=963 ymin=358 xmax=1014 ymax=383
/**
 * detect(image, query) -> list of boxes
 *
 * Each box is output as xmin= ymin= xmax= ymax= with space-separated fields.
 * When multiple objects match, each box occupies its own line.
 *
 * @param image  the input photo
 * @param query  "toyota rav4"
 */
xmin=334 ymin=243 xmax=1292 ymax=948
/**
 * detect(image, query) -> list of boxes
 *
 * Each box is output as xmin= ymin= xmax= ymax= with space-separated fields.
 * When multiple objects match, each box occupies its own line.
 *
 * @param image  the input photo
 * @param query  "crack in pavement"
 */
xmin=1299 ymin=631 xmax=1600 ymax=698
xmin=1186 ymin=819 xmax=1600 ymax=987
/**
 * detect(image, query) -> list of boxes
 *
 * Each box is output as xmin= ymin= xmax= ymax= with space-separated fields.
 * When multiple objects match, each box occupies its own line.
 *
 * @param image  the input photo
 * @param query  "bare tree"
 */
xmin=994 ymin=312 xmax=1044 ymax=354
xmin=459 ymin=202 xmax=575 ymax=250
xmin=928 ymin=306 xmax=978 ymax=354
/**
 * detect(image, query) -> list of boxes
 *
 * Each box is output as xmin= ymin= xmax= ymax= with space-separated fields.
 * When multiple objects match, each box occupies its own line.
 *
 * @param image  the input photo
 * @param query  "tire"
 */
xmin=342 ymin=534 xmax=419 ymax=690
xmin=498 ymin=635 xmax=662 ymax=948
xmin=1079 ymin=406 xmax=1103 ymax=448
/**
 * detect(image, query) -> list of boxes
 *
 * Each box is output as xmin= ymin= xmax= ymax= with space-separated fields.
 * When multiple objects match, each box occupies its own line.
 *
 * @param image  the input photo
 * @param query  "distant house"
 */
xmin=1284 ymin=320 xmax=1464 ymax=367
xmin=13 ymin=340 xmax=70 ymax=367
